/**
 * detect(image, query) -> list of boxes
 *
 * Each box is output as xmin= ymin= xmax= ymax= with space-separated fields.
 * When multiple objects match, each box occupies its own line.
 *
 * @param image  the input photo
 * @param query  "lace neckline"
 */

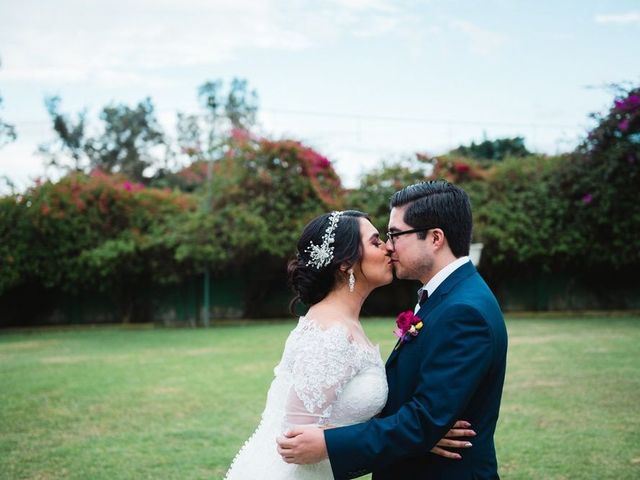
xmin=298 ymin=315 xmax=380 ymax=355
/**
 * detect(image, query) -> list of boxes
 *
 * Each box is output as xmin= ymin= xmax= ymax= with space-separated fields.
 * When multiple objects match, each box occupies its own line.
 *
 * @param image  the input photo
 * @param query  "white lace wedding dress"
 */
xmin=225 ymin=316 xmax=388 ymax=479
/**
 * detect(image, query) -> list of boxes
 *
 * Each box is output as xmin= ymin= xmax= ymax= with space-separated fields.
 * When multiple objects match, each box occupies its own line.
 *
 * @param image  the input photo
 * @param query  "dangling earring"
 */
xmin=348 ymin=269 xmax=355 ymax=292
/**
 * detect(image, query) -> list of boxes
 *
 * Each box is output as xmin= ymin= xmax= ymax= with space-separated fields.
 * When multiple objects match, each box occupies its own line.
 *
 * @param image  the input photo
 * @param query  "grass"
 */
xmin=1 ymin=317 xmax=639 ymax=479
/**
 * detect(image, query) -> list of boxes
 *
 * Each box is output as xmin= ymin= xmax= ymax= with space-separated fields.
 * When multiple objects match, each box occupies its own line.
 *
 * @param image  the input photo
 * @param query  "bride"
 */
xmin=225 ymin=211 xmax=469 ymax=479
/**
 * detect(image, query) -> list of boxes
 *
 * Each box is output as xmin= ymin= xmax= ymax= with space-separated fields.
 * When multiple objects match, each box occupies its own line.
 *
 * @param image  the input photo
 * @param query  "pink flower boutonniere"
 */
xmin=393 ymin=310 xmax=424 ymax=350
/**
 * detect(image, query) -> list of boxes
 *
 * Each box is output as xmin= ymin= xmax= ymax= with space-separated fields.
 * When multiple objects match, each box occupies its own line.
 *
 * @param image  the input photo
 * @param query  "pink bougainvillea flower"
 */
xmin=619 ymin=118 xmax=630 ymax=132
xmin=616 ymin=95 xmax=640 ymax=112
xmin=582 ymin=193 xmax=593 ymax=205
xmin=626 ymin=95 xmax=640 ymax=109
xmin=230 ymin=127 xmax=250 ymax=141
xmin=454 ymin=162 xmax=470 ymax=174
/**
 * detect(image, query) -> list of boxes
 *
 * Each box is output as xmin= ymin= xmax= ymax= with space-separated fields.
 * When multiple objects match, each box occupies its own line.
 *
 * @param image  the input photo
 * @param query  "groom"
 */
xmin=277 ymin=180 xmax=508 ymax=479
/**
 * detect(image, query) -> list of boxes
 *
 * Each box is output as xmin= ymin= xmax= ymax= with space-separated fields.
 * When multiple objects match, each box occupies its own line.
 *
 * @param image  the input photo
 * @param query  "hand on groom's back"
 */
xmin=430 ymin=420 xmax=476 ymax=460
xmin=276 ymin=420 xmax=476 ymax=465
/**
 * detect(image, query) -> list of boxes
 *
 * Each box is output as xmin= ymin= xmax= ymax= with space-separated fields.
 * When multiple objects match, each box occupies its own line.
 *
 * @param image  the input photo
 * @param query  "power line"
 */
xmin=11 ymin=105 xmax=581 ymax=131
xmin=260 ymin=107 xmax=580 ymax=130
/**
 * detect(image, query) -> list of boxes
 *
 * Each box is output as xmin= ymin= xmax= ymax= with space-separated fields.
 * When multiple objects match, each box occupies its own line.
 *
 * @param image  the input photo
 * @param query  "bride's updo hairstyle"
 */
xmin=288 ymin=210 xmax=369 ymax=314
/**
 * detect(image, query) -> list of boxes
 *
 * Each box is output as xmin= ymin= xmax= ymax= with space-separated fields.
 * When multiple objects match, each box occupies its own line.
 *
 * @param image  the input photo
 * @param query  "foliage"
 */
xmin=0 ymin=59 xmax=17 ymax=148
xmin=0 ymin=172 xmax=195 ymax=319
xmin=40 ymin=97 xmax=167 ymax=183
xmin=473 ymin=155 xmax=568 ymax=273
xmin=86 ymin=98 xmax=166 ymax=182
xmin=551 ymin=85 xmax=640 ymax=270
xmin=475 ymin=84 xmax=640 ymax=275
xmin=3 ymin=81 xmax=640 ymax=321
xmin=346 ymin=154 xmax=434 ymax=232
xmin=165 ymin=134 xmax=345 ymax=272
xmin=172 ymin=78 xmax=259 ymax=168
xmin=449 ymin=136 xmax=532 ymax=162
xmin=38 ymin=96 xmax=89 ymax=171
xmin=0 ymin=95 xmax=17 ymax=148
xmin=0 ymin=195 xmax=29 ymax=293
xmin=347 ymin=153 xmax=491 ymax=240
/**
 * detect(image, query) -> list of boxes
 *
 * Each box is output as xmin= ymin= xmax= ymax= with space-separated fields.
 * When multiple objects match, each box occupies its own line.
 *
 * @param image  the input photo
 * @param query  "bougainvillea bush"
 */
xmin=0 ymin=172 xmax=195 ymax=320
xmin=473 ymin=84 xmax=640 ymax=280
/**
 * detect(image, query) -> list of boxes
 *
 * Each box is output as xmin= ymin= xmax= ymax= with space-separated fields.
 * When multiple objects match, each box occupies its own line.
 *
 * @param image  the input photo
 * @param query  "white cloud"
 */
xmin=0 ymin=0 xmax=417 ymax=85
xmin=595 ymin=11 xmax=640 ymax=24
xmin=449 ymin=19 xmax=507 ymax=56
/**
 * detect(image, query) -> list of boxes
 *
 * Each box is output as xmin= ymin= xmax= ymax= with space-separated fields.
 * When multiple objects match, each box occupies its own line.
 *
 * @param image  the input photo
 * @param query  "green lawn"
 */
xmin=1 ymin=317 xmax=639 ymax=479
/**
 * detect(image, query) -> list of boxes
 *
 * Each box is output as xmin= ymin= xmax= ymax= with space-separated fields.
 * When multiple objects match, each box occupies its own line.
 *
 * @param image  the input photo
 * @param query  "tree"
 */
xmin=38 ymin=96 xmax=89 ymax=172
xmin=346 ymin=154 xmax=434 ymax=233
xmin=224 ymin=78 xmax=258 ymax=130
xmin=173 ymin=78 xmax=259 ymax=168
xmin=162 ymin=134 xmax=343 ymax=316
xmin=449 ymin=136 xmax=532 ymax=161
xmin=40 ymin=97 xmax=167 ymax=183
xmin=0 ymin=96 xmax=16 ymax=149
xmin=0 ymin=58 xmax=17 ymax=148
xmin=550 ymin=84 xmax=640 ymax=271
xmin=86 ymin=98 xmax=166 ymax=183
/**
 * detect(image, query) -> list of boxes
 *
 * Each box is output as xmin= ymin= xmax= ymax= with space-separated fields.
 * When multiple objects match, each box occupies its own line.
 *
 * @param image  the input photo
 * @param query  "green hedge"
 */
xmin=1 ymin=86 xmax=639 ymax=323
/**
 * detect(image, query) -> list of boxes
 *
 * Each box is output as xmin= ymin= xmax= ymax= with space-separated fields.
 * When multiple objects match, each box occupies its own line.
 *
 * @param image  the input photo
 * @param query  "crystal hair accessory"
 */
xmin=304 ymin=211 xmax=344 ymax=269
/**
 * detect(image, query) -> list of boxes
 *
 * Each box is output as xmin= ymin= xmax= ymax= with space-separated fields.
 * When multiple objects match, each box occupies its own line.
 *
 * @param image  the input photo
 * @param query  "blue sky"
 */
xmin=1 ymin=0 xmax=639 ymax=190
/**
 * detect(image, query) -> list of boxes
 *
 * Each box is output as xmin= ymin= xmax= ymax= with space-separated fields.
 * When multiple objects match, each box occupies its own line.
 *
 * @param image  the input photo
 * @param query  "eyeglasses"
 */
xmin=385 ymin=228 xmax=434 ymax=248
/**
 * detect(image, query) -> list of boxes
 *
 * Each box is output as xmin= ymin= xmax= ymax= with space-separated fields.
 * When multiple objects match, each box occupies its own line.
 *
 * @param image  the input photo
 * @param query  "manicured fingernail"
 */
xmin=455 ymin=454 xmax=462 ymax=460
xmin=465 ymin=442 xmax=473 ymax=447
xmin=463 ymin=422 xmax=471 ymax=427
xmin=470 ymin=430 xmax=476 ymax=436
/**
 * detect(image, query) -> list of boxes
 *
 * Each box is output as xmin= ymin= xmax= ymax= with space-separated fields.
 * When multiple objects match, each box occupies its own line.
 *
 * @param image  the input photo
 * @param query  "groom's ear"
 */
xmin=431 ymin=228 xmax=446 ymax=249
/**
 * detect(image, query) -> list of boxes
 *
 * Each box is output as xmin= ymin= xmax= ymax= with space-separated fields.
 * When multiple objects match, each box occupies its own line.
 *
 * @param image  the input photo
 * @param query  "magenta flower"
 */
xmin=619 ymin=118 xmax=630 ymax=132
xmin=123 ymin=181 xmax=133 ymax=191
xmin=395 ymin=310 xmax=417 ymax=332
xmin=582 ymin=193 xmax=593 ymax=205
xmin=454 ymin=162 xmax=470 ymax=174
xmin=615 ymin=95 xmax=640 ymax=112
xmin=393 ymin=310 xmax=424 ymax=349
xmin=627 ymin=95 xmax=640 ymax=109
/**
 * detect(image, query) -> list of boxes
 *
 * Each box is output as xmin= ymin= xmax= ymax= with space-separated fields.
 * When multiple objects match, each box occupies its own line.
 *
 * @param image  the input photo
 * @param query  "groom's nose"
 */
xmin=385 ymin=238 xmax=395 ymax=253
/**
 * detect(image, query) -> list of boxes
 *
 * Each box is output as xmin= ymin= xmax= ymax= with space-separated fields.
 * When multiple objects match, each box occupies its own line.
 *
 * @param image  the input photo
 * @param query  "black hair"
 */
xmin=389 ymin=180 xmax=472 ymax=257
xmin=288 ymin=210 xmax=369 ymax=314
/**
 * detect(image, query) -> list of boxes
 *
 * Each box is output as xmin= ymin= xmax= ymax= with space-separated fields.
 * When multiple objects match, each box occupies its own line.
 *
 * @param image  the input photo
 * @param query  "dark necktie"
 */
xmin=418 ymin=288 xmax=429 ymax=306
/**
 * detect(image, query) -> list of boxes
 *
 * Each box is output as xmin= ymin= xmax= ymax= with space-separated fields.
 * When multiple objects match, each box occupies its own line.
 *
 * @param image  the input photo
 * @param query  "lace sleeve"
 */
xmin=284 ymin=324 xmax=359 ymax=427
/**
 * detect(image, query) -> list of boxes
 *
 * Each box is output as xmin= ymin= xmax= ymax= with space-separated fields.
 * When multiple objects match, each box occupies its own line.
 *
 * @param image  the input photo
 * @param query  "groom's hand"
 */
xmin=276 ymin=426 xmax=328 ymax=464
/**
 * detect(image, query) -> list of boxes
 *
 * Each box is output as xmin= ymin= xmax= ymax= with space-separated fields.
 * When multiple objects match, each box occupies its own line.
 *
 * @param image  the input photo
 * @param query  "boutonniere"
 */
xmin=393 ymin=310 xmax=424 ymax=350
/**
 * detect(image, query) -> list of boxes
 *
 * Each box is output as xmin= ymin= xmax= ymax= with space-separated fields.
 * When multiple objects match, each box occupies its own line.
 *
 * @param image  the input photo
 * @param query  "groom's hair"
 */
xmin=390 ymin=180 xmax=472 ymax=257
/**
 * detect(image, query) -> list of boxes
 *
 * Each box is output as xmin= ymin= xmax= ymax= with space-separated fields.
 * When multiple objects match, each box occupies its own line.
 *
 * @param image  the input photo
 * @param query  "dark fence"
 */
xmin=1 ymin=271 xmax=638 ymax=327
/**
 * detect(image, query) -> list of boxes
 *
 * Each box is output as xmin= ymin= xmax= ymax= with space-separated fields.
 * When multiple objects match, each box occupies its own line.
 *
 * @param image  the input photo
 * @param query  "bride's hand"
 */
xmin=430 ymin=420 xmax=476 ymax=460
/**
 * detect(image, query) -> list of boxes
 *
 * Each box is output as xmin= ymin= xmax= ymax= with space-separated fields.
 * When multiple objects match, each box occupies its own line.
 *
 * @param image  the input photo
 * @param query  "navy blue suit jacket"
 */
xmin=324 ymin=262 xmax=507 ymax=479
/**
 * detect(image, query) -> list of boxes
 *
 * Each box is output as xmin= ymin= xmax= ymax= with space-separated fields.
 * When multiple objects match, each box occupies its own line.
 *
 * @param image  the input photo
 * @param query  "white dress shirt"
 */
xmin=415 ymin=256 xmax=470 ymax=313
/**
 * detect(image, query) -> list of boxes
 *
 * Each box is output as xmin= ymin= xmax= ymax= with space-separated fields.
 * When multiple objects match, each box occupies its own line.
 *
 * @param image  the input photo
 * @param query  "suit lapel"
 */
xmin=386 ymin=261 xmax=477 ymax=367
